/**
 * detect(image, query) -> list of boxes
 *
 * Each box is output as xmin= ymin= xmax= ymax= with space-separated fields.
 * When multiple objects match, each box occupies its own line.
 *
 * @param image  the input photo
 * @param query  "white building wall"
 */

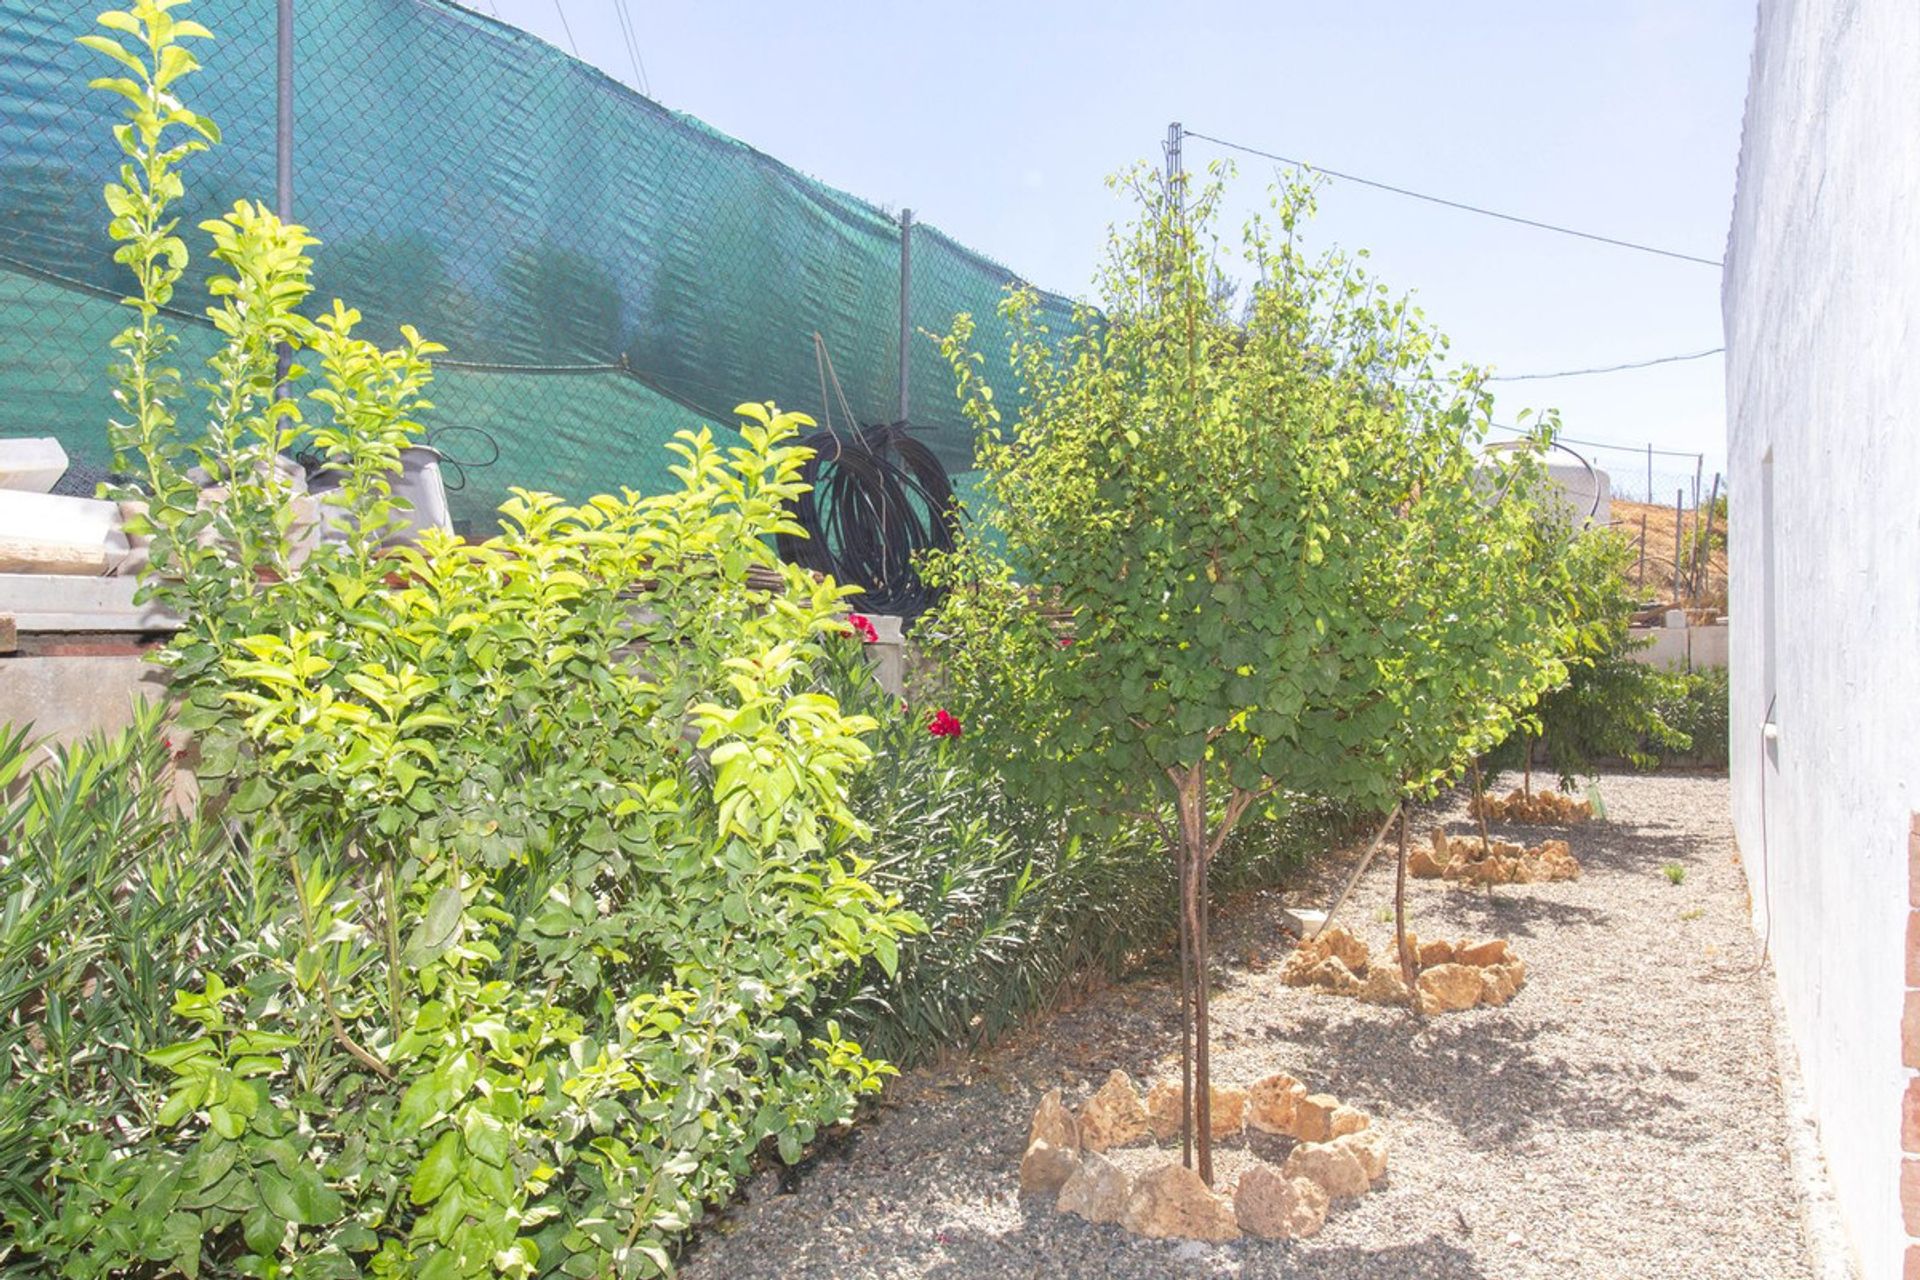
xmin=1724 ymin=1 xmax=1920 ymax=1274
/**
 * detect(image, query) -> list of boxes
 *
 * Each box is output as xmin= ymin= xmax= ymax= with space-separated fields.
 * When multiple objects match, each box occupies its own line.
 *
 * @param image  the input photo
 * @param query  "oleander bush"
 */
xmin=809 ymin=638 xmax=1353 ymax=1067
xmin=0 ymin=706 xmax=267 ymax=1258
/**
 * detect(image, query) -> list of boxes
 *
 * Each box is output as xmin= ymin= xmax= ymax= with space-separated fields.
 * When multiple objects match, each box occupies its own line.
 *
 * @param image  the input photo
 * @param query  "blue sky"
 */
xmin=483 ymin=0 xmax=1753 ymax=494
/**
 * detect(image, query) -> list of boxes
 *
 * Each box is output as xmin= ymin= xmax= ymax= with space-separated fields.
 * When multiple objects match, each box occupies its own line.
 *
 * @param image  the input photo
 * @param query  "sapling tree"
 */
xmin=1344 ymin=429 xmax=1580 ymax=1007
xmin=923 ymin=168 xmax=1562 ymax=1182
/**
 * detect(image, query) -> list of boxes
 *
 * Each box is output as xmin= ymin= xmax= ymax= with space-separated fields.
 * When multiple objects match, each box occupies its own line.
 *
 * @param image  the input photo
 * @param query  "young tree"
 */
xmin=923 ymin=169 xmax=1565 ymax=1182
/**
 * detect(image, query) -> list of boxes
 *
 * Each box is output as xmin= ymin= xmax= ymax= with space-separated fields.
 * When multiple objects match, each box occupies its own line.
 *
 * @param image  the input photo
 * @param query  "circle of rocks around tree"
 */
xmin=1412 ymin=828 xmax=1582 ymax=886
xmin=1281 ymin=924 xmax=1528 ymax=1014
xmin=1018 ymin=1068 xmax=1388 ymax=1242
xmin=1468 ymin=787 xmax=1592 ymax=824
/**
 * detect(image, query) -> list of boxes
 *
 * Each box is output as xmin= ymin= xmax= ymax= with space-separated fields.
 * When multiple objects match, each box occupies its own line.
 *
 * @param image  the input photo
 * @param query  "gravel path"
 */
xmin=682 ymin=770 xmax=1819 ymax=1280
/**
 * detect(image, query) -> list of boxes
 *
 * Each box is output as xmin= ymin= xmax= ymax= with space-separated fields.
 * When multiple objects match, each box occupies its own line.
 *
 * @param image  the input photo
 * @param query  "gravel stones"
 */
xmin=680 ymin=771 xmax=1822 ymax=1280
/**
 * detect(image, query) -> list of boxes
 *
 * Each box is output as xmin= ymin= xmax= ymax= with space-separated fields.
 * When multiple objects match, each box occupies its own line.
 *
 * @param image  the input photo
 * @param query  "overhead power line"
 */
xmin=1487 ymin=422 xmax=1705 ymax=459
xmin=550 ymin=0 xmax=579 ymax=56
xmin=613 ymin=0 xmax=653 ymax=97
xmin=1182 ymin=128 xmax=1724 ymax=269
xmin=1487 ymin=346 xmax=1725 ymax=382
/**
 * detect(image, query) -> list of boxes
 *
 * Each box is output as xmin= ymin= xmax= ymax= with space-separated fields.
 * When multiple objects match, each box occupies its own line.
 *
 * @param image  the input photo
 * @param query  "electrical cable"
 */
xmin=1485 ymin=421 xmax=1706 ymax=461
xmin=1182 ymin=128 xmax=1724 ymax=269
xmin=1488 ymin=347 xmax=1724 ymax=382
xmin=550 ymin=0 xmax=579 ymax=56
xmin=613 ymin=0 xmax=652 ymax=97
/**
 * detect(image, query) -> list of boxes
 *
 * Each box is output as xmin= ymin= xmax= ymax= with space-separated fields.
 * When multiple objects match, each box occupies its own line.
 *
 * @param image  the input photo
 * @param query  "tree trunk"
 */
xmin=1470 ymin=757 xmax=1493 ymax=851
xmin=1177 ymin=834 xmax=1193 ymax=1172
xmin=1395 ymin=798 xmax=1421 ymax=1019
xmin=1522 ymin=737 xmax=1533 ymax=798
xmin=1192 ymin=822 xmax=1213 ymax=1186
xmin=1171 ymin=770 xmax=1215 ymax=1186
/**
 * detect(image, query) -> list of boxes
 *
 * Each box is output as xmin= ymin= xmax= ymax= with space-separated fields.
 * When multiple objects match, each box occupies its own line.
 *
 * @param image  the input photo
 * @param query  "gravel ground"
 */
xmin=681 ymin=770 xmax=1819 ymax=1280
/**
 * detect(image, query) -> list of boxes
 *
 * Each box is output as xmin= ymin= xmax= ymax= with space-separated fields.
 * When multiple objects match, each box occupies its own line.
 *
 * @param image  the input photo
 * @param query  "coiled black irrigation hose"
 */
xmin=776 ymin=420 xmax=958 ymax=620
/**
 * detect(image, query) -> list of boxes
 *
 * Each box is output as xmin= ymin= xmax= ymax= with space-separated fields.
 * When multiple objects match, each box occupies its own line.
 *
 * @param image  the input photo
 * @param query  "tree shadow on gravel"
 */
xmin=1437 ymin=889 xmax=1612 ymax=939
xmin=1270 ymin=1012 xmax=1689 ymax=1150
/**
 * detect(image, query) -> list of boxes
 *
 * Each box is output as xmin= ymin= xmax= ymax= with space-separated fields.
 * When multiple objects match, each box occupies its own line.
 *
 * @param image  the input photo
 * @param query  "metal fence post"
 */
xmin=897 ymin=208 xmax=912 ymax=425
xmin=274 ymin=0 xmax=294 ymax=395
xmin=276 ymin=0 xmax=294 ymax=221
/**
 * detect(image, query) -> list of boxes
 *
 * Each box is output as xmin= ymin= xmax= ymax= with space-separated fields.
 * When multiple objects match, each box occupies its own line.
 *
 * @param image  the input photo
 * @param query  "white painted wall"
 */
xmin=1724 ymin=1 xmax=1920 ymax=1273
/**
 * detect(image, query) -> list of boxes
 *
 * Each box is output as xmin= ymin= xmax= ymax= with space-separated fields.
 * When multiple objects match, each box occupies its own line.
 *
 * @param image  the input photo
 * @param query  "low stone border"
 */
xmin=1412 ymin=829 xmax=1581 ymax=885
xmin=1469 ymin=787 xmax=1592 ymax=824
xmin=1018 ymin=1069 xmax=1388 ymax=1240
xmin=1282 ymin=925 xmax=1527 ymax=1013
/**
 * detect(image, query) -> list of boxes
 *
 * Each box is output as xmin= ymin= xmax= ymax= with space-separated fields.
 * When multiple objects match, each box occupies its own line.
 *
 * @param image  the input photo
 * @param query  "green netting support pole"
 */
xmin=274 ymin=0 xmax=294 ymax=395
xmin=897 ymin=208 xmax=912 ymax=425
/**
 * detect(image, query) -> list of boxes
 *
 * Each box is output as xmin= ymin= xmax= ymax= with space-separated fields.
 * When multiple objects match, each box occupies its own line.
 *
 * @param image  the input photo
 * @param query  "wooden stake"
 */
xmin=1313 ymin=804 xmax=1403 ymax=939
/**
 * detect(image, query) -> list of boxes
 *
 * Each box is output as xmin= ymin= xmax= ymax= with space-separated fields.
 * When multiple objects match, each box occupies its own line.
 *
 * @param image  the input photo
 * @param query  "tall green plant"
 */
xmin=44 ymin=6 xmax=918 ymax=1277
xmin=0 ymin=706 xmax=262 ymax=1267
xmin=923 ymin=168 xmax=1566 ymax=1182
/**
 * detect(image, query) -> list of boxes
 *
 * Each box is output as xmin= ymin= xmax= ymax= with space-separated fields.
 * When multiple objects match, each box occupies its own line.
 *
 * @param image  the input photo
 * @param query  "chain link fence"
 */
xmin=0 ymin=0 xmax=1076 ymax=532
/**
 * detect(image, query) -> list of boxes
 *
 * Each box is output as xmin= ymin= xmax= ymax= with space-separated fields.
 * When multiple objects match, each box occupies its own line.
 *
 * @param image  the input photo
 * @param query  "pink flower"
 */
xmin=847 ymin=613 xmax=879 ymax=644
xmin=927 ymin=708 xmax=963 ymax=739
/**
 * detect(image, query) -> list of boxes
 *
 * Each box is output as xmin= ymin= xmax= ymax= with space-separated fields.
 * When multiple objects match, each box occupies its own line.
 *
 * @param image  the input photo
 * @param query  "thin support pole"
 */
xmin=896 ymin=209 xmax=912 ymax=425
xmin=1673 ymin=489 xmax=1684 ymax=601
xmin=1695 ymin=473 xmax=1722 ymax=604
xmin=1313 ymin=804 xmax=1402 ymax=939
xmin=1646 ymin=443 xmax=1653 ymax=505
xmin=1637 ymin=513 xmax=1648 ymax=591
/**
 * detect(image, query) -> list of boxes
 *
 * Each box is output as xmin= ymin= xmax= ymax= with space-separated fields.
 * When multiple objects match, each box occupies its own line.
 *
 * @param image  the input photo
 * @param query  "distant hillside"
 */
xmin=1608 ymin=497 xmax=1727 ymax=614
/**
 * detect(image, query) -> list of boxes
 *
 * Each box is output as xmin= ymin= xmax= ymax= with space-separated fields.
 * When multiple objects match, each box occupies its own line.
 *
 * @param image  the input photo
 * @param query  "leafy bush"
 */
xmin=1488 ymin=530 xmax=1699 ymax=786
xmin=31 ymin=7 xmax=916 ymax=1277
xmin=0 ymin=706 xmax=263 ymax=1265
xmin=1655 ymin=667 xmax=1729 ymax=769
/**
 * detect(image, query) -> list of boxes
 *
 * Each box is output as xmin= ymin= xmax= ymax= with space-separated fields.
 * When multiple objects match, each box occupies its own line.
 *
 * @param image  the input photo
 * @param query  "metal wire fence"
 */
xmin=0 ymin=0 xmax=1077 ymax=532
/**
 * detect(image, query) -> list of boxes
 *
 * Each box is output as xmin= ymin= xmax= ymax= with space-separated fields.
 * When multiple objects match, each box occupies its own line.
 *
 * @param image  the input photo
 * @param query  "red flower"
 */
xmin=927 ymin=708 xmax=963 ymax=739
xmin=847 ymin=613 xmax=879 ymax=644
xmin=1058 ymin=635 xmax=1076 ymax=648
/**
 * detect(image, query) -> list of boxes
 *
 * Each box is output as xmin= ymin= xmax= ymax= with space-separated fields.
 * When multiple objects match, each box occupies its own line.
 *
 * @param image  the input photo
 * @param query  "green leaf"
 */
xmin=410 ymin=1129 xmax=462 ymax=1205
xmin=405 ymin=885 xmax=463 ymax=966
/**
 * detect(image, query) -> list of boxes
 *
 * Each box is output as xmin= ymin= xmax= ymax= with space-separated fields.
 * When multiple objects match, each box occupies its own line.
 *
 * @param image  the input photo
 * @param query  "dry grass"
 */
xmin=1609 ymin=498 xmax=1726 ymax=613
